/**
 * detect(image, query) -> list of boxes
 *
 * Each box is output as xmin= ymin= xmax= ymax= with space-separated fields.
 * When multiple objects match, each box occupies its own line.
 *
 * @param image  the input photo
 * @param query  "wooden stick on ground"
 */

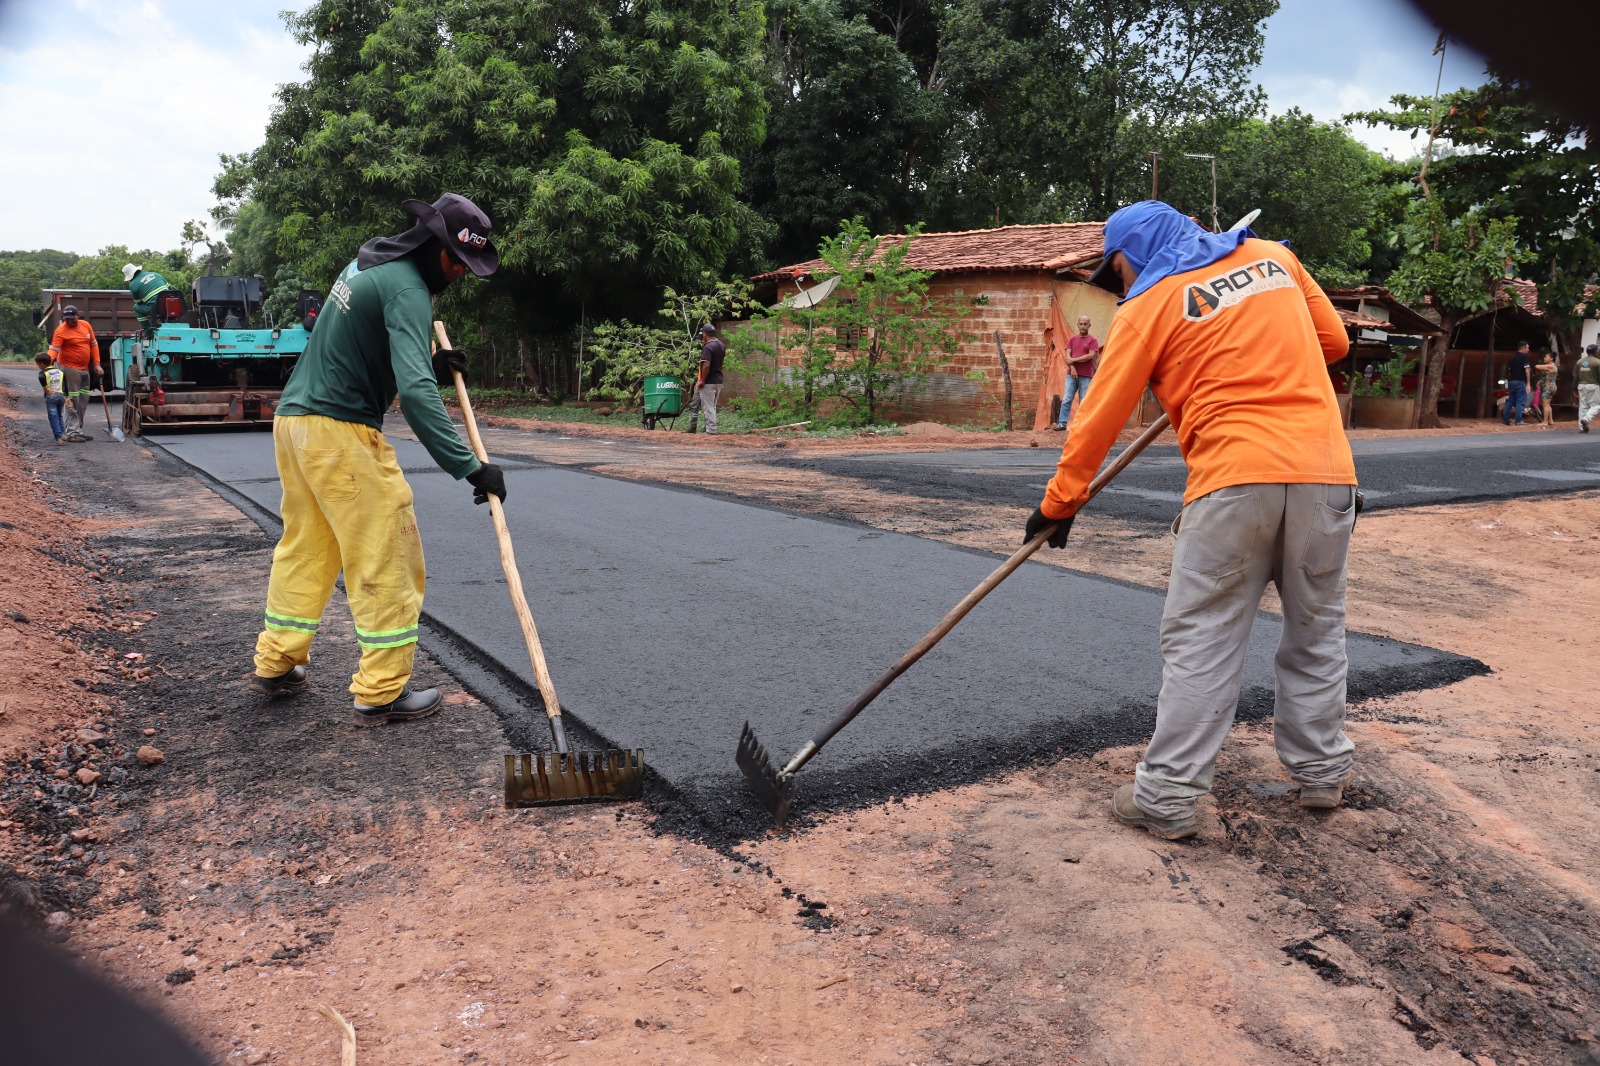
xmin=312 ymin=1002 xmax=357 ymax=1066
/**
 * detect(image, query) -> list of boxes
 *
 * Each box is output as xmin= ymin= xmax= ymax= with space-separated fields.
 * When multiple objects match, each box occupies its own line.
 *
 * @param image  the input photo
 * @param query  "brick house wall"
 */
xmin=727 ymin=271 xmax=1120 ymax=426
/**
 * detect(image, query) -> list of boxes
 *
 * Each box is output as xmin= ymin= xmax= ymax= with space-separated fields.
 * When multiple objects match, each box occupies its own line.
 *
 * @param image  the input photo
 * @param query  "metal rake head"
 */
xmin=503 ymin=749 xmax=645 ymax=808
xmin=736 ymin=721 xmax=798 ymax=828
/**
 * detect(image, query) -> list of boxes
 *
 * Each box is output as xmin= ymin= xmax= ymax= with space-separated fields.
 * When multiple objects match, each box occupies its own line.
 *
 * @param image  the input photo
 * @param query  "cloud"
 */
xmin=0 ymin=0 xmax=309 ymax=255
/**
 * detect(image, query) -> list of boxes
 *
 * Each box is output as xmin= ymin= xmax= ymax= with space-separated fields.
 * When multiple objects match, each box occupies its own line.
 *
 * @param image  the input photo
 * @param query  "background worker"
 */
xmin=35 ymin=353 xmax=66 ymax=445
xmin=249 ymin=192 xmax=507 ymax=726
xmin=1576 ymin=344 xmax=1600 ymax=432
xmin=46 ymin=304 xmax=100 ymax=441
xmin=686 ymin=323 xmax=726 ymax=434
xmin=1052 ymin=314 xmax=1100 ymax=430
xmin=124 ymin=263 xmax=178 ymax=331
xmin=1025 ymin=200 xmax=1357 ymax=841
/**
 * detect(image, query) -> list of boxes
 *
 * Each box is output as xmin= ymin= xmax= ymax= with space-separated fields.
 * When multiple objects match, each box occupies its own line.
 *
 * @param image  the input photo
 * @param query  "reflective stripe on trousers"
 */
xmin=1134 ymin=483 xmax=1357 ymax=819
xmin=253 ymin=414 xmax=426 ymax=705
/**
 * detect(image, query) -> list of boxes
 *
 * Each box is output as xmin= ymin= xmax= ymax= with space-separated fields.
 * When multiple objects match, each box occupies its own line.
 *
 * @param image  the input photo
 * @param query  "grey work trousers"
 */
xmin=689 ymin=383 xmax=721 ymax=432
xmin=1578 ymin=383 xmax=1600 ymax=426
xmin=61 ymin=367 xmax=88 ymax=436
xmin=1135 ymin=482 xmax=1357 ymax=819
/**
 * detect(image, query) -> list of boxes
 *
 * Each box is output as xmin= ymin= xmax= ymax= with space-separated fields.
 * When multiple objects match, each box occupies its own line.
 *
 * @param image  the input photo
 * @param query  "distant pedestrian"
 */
xmin=46 ymin=305 xmax=100 ymax=441
xmin=1534 ymin=350 xmax=1558 ymax=427
xmin=249 ymin=192 xmax=506 ymax=726
xmin=1502 ymin=342 xmax=1533 ymax=425
xmin=1053 ymin=315 xmax=1100 ymax=430
xmin=34 ymin=354 xmax=66 ymax=445
xmin=1028 ymin=200 xmax=1358 ymax=841
xmin=687 ymin=324 xmax=725 ymax=434
xmin=1576 ymin=344 xmax=1600 ymax=433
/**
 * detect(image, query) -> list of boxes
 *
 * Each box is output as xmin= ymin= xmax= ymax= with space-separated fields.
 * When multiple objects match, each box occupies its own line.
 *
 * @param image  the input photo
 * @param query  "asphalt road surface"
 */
xmin=135 ymin=425 xmax=1481 ymax=837
xmin=774 ymin=430 xmax=1600 ymax=529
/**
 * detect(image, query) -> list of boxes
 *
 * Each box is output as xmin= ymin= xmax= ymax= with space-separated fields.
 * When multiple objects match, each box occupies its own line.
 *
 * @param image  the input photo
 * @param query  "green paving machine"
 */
xmin=104 ymin=276 xmax=321 ymax=435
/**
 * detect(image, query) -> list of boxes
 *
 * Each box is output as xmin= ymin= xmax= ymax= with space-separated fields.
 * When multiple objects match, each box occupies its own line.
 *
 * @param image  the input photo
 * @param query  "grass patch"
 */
xmin=466 ymin=396 xmax=906 ymax=439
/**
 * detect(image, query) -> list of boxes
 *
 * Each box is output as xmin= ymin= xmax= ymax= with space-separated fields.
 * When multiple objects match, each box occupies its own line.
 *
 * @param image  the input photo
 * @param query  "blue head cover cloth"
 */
xmin=1102 ymin=200 xmax=1256 ymax=303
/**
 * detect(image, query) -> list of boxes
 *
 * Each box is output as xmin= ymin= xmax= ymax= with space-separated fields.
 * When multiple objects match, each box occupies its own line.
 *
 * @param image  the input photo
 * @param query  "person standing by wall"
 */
xmin=1052 ymin=315 xmax=1100 ymax=431
xmin=46 ymin=305 xmax=100 ymax=441
xmin=1576 ymin=344 xmax=1600 ymax=432
xmin=687 ymin=324 xmax=726 ymax=434
xmin=1502 ymin=342 xmax=1534 ymax=426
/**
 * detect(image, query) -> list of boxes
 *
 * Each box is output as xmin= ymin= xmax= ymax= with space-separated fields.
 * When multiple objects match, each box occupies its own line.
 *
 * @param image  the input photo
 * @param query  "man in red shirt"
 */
xmin=1052 ymin=314 xmax=1100 ymax=430
xmin=1025 ymin=201 xmax=1358 ymax=841
xmin=47 ymin=306 xmax=101 ymax=441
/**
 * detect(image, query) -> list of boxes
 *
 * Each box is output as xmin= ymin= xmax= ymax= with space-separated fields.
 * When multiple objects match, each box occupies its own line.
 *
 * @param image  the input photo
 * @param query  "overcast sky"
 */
xmin=0 ymin=0 xmax=1489 ymax=257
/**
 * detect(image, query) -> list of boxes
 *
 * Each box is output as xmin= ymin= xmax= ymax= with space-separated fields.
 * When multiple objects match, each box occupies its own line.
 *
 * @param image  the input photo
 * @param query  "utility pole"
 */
xmin=1183 ymin=153 xmax=1219 ymax=231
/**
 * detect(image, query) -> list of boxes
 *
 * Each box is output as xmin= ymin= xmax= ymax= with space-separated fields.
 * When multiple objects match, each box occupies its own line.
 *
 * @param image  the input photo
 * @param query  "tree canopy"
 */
xmin=227 ymin=0 xmax=771 ymax=336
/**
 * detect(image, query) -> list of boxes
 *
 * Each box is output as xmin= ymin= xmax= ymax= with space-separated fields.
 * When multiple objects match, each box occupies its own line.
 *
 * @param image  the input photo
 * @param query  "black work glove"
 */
xmin=432 ymin=348 xmax=467 ymax=386
xmin=466 ymin=462 xmax=506 ymax=506
xmin=1024 ymin=505 xmax=1074 ymax=549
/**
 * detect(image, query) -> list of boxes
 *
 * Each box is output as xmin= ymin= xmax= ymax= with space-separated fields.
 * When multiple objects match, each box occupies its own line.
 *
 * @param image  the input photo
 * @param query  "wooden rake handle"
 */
xmin=433 ymin=321 xmax=569 ymax=752
xmin=783 ymin=412 xmax=1173 ymax=776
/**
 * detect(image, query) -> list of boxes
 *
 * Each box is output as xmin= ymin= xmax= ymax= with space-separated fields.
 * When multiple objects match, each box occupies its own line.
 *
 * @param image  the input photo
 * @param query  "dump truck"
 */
xmin=41 ymin=277 xmax=321 ymax=435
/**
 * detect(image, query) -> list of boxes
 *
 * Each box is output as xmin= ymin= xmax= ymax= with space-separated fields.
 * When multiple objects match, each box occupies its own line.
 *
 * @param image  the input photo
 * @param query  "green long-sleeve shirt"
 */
xmin=276 ymin=257 xmax=480 ymax=479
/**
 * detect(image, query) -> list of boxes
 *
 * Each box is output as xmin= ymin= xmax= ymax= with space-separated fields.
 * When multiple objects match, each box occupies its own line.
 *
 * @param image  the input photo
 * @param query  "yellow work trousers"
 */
xmin=253 ymin=414 xmax=425 ymax=705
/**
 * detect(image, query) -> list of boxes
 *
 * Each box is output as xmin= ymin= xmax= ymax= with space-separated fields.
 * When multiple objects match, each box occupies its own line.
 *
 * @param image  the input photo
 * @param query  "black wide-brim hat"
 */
xmin=401 ymin=193 xmax=499 ymax=276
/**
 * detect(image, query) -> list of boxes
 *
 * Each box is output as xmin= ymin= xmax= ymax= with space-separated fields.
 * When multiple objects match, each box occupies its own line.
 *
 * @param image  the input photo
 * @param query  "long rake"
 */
xmin=434 ymin=321 xmax=644 ymax=807
xmin=737 ymin=414 xmax=1172 ymax=827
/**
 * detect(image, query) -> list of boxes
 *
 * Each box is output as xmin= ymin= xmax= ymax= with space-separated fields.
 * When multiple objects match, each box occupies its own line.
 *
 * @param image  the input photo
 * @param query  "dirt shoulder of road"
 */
xmin=476 ymin=406 xmax=1567 ymax=457
xmin=3 ymin=377 xmax=1599 ymax=1066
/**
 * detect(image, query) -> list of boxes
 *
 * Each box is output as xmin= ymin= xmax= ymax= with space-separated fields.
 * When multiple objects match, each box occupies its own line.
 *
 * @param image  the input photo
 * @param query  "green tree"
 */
xmin=744 ymin=0 xmax=949 ymax=265
xmin=584 ymin=278 xmax=765 ymax=402
xmin=756 ymin=219 xmax=972 ymax=424
xmin=239 ymin=0 xmax=770 ymax=346
xmin=930 ymin=0 xmax=1277 ymax=224
xmin=1154 ymin=110 xmax=1396 ymax=286
xmin=1385 ymin=198 xmax=1520 ymax=427
xmin=1352 ymin=73 xmax=1600 ymax=359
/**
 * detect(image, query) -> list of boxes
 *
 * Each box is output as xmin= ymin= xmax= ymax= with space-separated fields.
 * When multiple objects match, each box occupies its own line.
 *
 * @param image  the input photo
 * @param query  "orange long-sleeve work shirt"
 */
xmin=1042 ymin=239 xmax=1353 ymax=519
xmin=47 ymin=319 xmax=101 ymax=373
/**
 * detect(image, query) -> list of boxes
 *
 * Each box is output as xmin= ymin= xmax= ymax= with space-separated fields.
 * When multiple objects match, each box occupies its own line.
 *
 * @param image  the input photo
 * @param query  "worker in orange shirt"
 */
xmin=1026 ymin=201 xmax=1359 ymax=841
xmin=46 ymin=305 xmax=102 ymax=441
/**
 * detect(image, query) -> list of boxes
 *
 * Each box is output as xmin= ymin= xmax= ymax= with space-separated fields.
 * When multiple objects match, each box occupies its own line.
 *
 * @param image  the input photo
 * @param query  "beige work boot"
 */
xmin=1297 ymin=771 xmax=1354 ymax=809
xmin=1111 ymin=783 xmax=1199 ymax=840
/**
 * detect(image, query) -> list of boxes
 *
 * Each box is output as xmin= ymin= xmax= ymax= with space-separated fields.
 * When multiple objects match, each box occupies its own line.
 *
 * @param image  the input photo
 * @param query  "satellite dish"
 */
xmin=1228 ymin=209 xmax=1261 ymax=231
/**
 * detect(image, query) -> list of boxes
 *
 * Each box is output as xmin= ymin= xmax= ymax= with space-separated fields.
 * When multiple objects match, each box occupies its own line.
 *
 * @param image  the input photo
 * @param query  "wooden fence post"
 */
xmin=993 ymin=330 xmax=1013 ymax=431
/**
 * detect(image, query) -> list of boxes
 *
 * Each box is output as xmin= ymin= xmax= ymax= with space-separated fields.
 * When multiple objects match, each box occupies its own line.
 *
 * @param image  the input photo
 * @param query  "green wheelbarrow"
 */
xmin=642 ymin=375 xmax=686 ymax=430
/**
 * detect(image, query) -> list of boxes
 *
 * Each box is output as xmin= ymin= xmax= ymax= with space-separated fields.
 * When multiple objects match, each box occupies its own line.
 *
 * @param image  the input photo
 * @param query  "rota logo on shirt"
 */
xmin=456 ymin=227 xmax=488 ymax=248
xmin=1183 ymin=258 xmax=1294 ymax=321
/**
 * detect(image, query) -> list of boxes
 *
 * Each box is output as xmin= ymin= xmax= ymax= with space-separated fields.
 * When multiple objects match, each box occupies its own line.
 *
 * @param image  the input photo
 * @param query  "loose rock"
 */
xmin=75 ymin=768 xmax=102 ymax=786
xmin=136 ymin=746 xmax=165 ymax=766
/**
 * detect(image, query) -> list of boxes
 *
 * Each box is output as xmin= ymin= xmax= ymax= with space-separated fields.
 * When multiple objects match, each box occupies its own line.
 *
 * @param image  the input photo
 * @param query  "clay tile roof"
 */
xmin=1336 ymin=307 xmax=1391 ymax=331
xmin=751 ymin=222 xmax=1106 ymax=282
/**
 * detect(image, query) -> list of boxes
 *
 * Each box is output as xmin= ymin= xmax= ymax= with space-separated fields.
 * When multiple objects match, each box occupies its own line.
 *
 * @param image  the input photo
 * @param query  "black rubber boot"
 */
xmin=352 ymin=686 xmax=442 ymax=727
xmin=248 ymin=665 xmax=308 ymax=698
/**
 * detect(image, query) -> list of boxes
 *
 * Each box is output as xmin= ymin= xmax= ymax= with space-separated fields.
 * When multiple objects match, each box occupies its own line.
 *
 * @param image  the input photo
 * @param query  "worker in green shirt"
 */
xmin=249 ymin=192 xmax=507 ymax=726
xmin=123 ymin=263 xmax=179 ymax=330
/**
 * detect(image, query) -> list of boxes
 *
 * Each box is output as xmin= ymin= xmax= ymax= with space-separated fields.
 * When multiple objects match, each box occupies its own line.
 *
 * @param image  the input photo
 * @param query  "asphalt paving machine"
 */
xmin=105 ymin=276 xmax=322 ymax=435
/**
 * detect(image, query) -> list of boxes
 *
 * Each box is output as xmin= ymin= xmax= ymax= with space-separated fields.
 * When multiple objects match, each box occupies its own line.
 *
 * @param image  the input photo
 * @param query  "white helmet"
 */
xmin=122 ymin=263 xmax=139 ymax=283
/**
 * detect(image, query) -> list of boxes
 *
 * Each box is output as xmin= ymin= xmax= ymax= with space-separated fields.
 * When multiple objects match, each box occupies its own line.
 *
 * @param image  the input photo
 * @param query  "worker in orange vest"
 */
xmin=46 ymin=305 xmax=101 ymax=441
xmin=1028 ymin=200 xmax=1358 ymax=841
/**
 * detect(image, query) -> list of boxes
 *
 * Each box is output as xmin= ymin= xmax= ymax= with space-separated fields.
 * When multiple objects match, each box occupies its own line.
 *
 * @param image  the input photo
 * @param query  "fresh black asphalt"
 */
xmin=776 ymin=431 xmax=1600 ymax=529
xmin=140 ymin=427 xmax=1486 ymax=839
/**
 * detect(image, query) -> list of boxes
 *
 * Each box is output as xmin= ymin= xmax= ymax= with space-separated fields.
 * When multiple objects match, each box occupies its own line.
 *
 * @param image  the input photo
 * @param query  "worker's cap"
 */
xmin=1589 ymin=344 xmax=1598 ymax=355
xmin=401 ymin=193 xmax=498 ymax=277
xmin=62 ymin=305 xmax=79 ymax=317
xmin=698 ymin=324 xmax=717 ymax=336
xmin=122 ymin=263 xmax=139 ymax=283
